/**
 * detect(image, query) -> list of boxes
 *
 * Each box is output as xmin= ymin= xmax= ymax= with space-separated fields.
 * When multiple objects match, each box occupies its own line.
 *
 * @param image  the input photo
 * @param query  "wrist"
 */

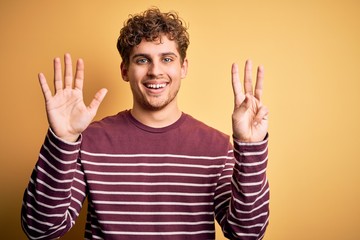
xmin=49 ymin=127 xmax=81 ymax=143
xmin=233 ymin=132 xmax=269 ymax=144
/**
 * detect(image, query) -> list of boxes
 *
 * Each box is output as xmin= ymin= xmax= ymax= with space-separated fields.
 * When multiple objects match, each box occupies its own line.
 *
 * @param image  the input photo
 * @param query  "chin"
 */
xmin=143 ymin=102 xmax=169 ymax=111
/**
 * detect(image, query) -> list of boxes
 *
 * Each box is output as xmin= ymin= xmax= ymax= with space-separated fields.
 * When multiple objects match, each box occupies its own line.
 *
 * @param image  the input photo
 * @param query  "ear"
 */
xmin=180 ymin=58 xmax=188 ymax=79
xmin=120 ymin=62 xmax=129 ymax=82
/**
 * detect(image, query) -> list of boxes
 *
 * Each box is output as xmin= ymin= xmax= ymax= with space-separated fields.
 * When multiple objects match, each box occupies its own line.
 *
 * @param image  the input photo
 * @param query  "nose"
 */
xmin=147 ymin=61 xmax=163 ymax=78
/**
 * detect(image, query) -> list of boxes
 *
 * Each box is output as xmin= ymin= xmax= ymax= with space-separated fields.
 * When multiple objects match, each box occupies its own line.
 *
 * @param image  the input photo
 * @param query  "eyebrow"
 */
xmin=131 ymin=52 xmax=179 ymax=60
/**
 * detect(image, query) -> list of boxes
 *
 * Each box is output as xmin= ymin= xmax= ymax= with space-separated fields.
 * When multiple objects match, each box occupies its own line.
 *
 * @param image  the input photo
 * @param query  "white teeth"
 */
xmin=146 ymin=83 xmax=166 ymax=89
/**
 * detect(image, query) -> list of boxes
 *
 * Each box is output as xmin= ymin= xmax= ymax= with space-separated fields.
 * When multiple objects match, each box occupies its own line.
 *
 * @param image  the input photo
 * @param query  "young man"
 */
xmin=21 ymin=8 xmax=270 ymax=240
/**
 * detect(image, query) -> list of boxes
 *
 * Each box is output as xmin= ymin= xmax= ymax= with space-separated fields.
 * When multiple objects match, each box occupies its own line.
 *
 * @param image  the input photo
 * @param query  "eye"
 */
xmin=136 ymin=58 xmax=149 ymax=64
xmin=163 ymin=57 xmax=173 ymax=63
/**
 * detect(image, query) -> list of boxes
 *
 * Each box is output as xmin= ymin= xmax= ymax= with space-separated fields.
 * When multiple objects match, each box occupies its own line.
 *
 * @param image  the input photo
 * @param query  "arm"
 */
xmin=21 ymin=129 xmax=86 ymax=239
xmin=215 ymin=140 xmax=269 ymax=239
xmin=215 ymin=60 xmax=270 ymax=239
xmin=21 ymin=54 xmax=107 ymax=239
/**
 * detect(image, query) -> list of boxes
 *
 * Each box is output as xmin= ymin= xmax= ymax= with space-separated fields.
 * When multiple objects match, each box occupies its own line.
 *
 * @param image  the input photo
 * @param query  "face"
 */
xmin=121 ymin=35 xmax=188 ymax=112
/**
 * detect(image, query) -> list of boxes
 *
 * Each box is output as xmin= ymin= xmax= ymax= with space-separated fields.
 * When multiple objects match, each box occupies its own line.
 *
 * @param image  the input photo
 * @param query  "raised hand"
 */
xmin=38 ymin=53 xmax=108 ymax=142
xmin=231 ymin=60 xmax=269 ymax=143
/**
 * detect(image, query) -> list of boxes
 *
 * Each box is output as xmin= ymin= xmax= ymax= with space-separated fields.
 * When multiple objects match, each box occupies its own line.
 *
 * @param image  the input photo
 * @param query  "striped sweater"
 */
xmin=21 ymin=110 xmax=269 ymax=239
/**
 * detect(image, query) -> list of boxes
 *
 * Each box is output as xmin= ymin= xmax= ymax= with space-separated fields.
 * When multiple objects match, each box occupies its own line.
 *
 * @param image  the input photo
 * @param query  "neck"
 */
xmin=130 ymin=104 xmax=182 ymax=128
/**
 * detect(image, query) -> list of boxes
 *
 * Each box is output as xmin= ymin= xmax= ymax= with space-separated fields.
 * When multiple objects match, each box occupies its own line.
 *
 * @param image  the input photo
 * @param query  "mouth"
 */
xmin=144 ymin=83 xmax=168 ymax=89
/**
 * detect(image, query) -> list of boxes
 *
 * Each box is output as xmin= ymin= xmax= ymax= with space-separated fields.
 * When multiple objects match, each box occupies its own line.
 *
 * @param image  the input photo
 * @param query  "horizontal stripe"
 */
xmin=41 ymin=146 xmax=77 ymax=165
xmin=70 ymin=196 xmax=82 ymax=208
xmin=81 ymin=160 xmax=225 ymax=169
xmin=234 ymin=167 xmax=267 ymax=177
xmin=22 ymin=215 xmax=53 ymax=227
xmin=233 ymin=187 xmax=270 ymax=206
xmin=98 ymin=220 xmax=214 ymax=226
xmin=23 ymin=224 xmax=67 ymax=240
xmin=73 ymin=176 xmax=86 ymax=186
xmin=84 ymin=170 xmax=221 ymax=178
xmin=26 ymin=191 xmax=70 ymax=209
xmin=229 ymin=210 xmax=269 ymax=222
xmin=235 ymin=138 xmax=268 ymax=146
xmin=81 ymin=150 xmax=229 ymax=160
xmin=231 ymin=176 xmax=267 ymax=197
xmin=89 ymin=190 xmax=214 ymax=196
xmin=37 ymin=166 xmax=73 ymax=184
xmin=92 ymin=200 xmax=212 ymax=206
xmin=218 ymin=174 xmax=232 ymax=181
xmin=39 ymin=154 xmax=76 ymax=174
xmin=47 ymin=133 xmax=79 ymax=154
xmin=28 ymin=183 xmax=71 ymax=201
xmin=214 ymin=196 xmax=231 ymax=214
xmin=234 ymin=200 xmax=270 ymax=215
xmin=234 ymin=146 xmax=268 ymax=157
xmin=239 ymin=155 xmax=268 ymax=167
xmin=95 ymin=210 xmax=213 ymax=216
xmin=71 ymin=186 xmax=86 ymax=197
xmin=87 ymin=180 xmax=217 ymax=187
xmin=26 ymin=203 xmax=64 ymax=218
xmin=102 ymin=230 xmax=215 ymax=236
xmin=35 ymin=179 xmax=71 ymax=192
xmin=214 ymin=182 xmax=231 ymax=192
xmin=228 ymin=219 xmax=265 ymax=229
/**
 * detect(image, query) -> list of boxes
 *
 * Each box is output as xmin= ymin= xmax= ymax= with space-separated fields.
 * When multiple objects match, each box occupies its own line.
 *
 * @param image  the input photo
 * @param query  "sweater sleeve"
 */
xmin=214 ymin=135 xmax=270 ymax=240
xmin=21 ymin=129 xmax=87 ymax=239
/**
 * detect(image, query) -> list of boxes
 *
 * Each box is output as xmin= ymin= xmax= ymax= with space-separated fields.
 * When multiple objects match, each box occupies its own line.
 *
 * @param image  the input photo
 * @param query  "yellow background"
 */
xmin=1 ymin=0 xmax=359 ymax=239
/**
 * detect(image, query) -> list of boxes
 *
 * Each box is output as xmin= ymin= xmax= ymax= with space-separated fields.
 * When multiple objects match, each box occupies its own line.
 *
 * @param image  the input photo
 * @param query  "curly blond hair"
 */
xmin=116 ymin=8 xmax=190 ymax=66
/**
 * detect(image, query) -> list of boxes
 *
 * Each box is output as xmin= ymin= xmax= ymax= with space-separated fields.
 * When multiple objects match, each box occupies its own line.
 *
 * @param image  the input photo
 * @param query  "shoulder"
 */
xmin=173 ymin=113 xmax=231 ymax=156
xmin=182 ymin=113 xmax=230 ymax=143
xmin=83 ymin=110 xmax=131 ymax=136
xmin=80 ymin=110 xmax=135 ymax=151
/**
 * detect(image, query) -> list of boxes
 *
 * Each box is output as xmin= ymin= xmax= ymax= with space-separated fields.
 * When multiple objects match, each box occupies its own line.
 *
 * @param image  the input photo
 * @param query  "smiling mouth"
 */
xmin=145 ymin=83 xmax=167 ymax=89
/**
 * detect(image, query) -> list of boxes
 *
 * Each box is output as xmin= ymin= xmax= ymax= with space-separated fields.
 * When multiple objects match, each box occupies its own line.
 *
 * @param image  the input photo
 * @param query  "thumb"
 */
xmin=254 ymin=105 xmax=269 ymax=125
xmin=88 ymin=88 xmax=108 ymax=115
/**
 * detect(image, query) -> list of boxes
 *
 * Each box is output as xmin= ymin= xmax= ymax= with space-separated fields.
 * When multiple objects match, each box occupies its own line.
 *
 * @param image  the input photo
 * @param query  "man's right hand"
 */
xmin=38 ymin=53 xmax=108 ymax=142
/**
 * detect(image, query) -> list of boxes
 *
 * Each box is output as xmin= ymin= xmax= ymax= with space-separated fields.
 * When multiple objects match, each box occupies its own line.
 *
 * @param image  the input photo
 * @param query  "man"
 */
xmin=21 ymin=8 xmax=269 ymax=240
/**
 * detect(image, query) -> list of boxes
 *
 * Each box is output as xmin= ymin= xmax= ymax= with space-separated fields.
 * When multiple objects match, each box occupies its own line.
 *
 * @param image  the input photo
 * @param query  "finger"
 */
xmin=231 ymin=63 xmax=245 ymax=107
xmin=255 ymin=65 xmax=264 ymax=101
xmin=74 ymin=58 xmax=84 ymax=91
xmin=254 ymin=105 xmax=269 ymax=125
xmin=240 ymin=93 xmax=252 ymax=112
xmin=244 ymin=59 xmax=253 ymax=95
xmin=38 ymin=73 xmax=52 ymax=101
xmin=53 ymin=57 xmax=63 ymax=92
xmin=64 ymin=53 xmax=73 ymax=88
xmin=88 ymin=88 xmax=108 ymax=114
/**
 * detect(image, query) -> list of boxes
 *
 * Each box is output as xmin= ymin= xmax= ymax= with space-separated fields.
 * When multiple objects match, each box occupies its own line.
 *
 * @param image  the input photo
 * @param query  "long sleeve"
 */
xmin=21 ymin=129 xmax=87 ymax=239
xmin=214 ymin=136 xmax=269 ymax=239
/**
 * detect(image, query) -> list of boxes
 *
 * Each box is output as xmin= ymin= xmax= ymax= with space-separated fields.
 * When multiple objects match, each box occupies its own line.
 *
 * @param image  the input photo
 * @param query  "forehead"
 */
xmin=130 ymin=35 xmax=180 ymax=57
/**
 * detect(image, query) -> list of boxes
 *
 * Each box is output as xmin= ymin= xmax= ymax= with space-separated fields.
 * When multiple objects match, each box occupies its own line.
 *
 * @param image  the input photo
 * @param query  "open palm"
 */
xmin=38 ymin=54 xmax=107 ymax=142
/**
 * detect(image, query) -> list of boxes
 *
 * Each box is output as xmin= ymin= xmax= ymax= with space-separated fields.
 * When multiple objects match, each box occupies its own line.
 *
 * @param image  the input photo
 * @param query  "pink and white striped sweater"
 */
xmin=21 ymin=110 xmax=269 ymax=239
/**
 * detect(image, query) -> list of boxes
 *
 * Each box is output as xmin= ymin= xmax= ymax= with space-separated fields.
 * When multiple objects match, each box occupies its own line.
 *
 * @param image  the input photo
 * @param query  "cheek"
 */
xmin=128 ymin=68 xmax=145 ymax=82
xmin=169 ymin=67 xmax=184 ymax=80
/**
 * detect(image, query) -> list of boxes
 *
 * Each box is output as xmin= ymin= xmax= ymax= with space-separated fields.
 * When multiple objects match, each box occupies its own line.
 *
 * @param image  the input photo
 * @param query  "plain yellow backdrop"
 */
xmin=1 ymin=0 xmax=360 ymax=239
